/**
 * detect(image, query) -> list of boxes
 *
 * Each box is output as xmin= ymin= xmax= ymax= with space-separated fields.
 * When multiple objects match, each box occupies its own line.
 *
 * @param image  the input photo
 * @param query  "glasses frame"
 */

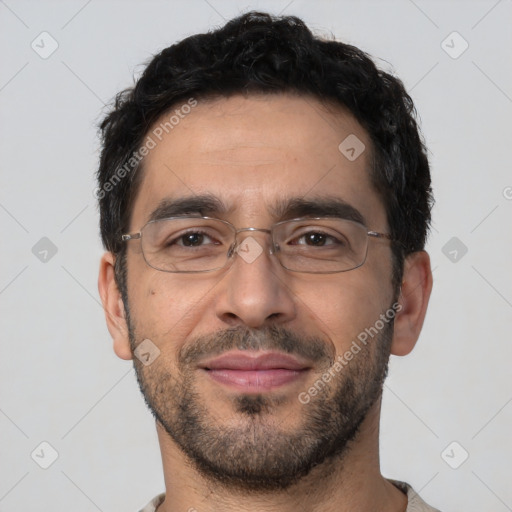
xmin=121 ymin=216 xmax=394 ymax=274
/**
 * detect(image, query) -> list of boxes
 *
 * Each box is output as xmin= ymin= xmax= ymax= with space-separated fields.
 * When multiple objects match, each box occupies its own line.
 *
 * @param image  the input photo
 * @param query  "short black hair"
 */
xmin=96 ymin=10 xmax=433 ymax=296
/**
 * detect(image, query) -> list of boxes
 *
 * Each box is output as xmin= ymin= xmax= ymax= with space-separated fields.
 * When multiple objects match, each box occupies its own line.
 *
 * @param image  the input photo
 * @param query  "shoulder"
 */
xmin=138 ymin=492 xmax=166 ymax=512
xmin=388 ymin=479 xmax=442 ymax=512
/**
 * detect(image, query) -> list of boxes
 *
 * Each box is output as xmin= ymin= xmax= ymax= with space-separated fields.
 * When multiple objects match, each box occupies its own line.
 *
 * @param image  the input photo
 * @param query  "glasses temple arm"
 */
xmin=121 ymin=233 xmax=142 ymax=241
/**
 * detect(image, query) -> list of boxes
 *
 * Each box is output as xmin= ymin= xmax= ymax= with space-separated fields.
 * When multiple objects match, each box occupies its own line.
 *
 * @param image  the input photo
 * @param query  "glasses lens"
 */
xmin=275 ymin=218 xmax=368 ymax=273
xmin=138 ymin=217 xmax=369 ymax=274
xmin=141 ymin=218 xmax=234 ymax=272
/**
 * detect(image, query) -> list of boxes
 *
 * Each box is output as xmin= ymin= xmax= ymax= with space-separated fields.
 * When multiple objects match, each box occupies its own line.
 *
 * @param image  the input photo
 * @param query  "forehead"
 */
xmin=129 ymin=94 xmax=385 ymax=230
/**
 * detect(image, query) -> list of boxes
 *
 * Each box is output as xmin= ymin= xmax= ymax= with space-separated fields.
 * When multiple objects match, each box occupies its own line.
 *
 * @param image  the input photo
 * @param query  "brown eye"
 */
xmin=181 ymin=233 xmax=206 ymax=246
xmin=290 ymin=231 xmax=341 ymax=247
xmin=304 ymin=233 xmax=328 ymax=246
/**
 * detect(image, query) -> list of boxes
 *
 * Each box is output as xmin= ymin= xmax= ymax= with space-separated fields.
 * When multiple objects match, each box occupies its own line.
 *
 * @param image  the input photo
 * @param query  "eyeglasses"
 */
xmin=121 ymin=216 xmax=393 ymax=274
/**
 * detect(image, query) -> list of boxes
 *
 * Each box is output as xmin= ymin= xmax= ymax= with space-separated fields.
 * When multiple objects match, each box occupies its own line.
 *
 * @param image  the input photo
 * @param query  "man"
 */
xmin=97 ymin=11 xmax=438 ymax=512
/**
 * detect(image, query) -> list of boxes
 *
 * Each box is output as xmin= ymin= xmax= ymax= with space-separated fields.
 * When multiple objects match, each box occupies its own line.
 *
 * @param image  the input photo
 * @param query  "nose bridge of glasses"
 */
xmin=232 ymin=227 xmax=276 ymax=256
xmin=235 ymin=227 xmax=272 ymax=235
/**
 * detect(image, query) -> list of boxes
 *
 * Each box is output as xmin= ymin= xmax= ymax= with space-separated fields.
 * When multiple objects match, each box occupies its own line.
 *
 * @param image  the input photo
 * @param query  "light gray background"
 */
xmin=1 ymin=1 xmax=511 ymax=510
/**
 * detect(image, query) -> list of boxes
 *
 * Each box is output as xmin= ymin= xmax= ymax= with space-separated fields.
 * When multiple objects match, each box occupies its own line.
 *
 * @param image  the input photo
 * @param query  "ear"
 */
xmin=98 ymin=252 xmax=133 ymax=360
xmin=390 ymin=250 xmax=433 ymax=356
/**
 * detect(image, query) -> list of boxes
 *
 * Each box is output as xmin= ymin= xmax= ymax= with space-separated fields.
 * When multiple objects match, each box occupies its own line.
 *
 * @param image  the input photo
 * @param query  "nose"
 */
xmin=214 ymin=230 xmax=297 ymax=329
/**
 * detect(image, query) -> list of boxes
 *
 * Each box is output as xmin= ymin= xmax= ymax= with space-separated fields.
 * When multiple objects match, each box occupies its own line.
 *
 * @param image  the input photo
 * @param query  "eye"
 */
xmin=168 ymin=230 xmax=219 ymax=248
xmin=290 ymin=231 xmax=342 ymax=247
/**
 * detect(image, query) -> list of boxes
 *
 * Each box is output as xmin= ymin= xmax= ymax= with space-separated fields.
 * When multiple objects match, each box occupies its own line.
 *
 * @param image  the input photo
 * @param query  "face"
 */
xmin=122 ymin=94 xmax=397 ymax=490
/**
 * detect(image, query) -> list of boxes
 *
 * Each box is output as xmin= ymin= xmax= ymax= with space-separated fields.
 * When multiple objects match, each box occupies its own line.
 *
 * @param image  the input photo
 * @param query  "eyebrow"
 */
xmin=270 ymin=196 xmax=366 ymax=225
xmin=147 ymin=194 xmax=231 ymax=223
xmin=146 ymin=194 xmax=366 ymax=226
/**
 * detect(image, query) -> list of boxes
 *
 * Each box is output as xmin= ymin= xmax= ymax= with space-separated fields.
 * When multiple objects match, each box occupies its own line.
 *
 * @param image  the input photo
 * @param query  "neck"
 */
xmin=155 ymin=399 xmax=406 ymax=512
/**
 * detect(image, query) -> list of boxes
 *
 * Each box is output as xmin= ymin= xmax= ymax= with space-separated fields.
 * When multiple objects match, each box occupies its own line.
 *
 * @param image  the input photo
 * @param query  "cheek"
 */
xmin=126 ymin=268 xmax=217 ymax=344
xmin=295 ymin=268 xmax=391 ymax=350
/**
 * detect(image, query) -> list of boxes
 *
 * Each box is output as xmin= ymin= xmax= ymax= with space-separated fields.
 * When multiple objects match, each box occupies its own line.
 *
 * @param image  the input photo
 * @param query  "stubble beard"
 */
xmin=129 ymin=320 xmax=393 ymax=492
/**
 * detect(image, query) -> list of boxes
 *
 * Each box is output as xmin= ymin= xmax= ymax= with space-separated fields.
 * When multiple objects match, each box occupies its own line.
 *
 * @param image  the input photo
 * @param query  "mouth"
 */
xmin=199 ymin=351 xmax=312 ymax=392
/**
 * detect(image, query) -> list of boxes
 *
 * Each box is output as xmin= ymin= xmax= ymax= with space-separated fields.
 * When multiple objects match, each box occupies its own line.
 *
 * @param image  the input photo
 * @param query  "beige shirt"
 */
xmin=138 ymin=479 xmax=441 ymax=511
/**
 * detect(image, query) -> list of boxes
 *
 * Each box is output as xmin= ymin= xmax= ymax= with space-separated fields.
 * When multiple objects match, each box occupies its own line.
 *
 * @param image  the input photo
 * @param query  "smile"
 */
xmin=199 ymin=351 xmax=311 ymax=391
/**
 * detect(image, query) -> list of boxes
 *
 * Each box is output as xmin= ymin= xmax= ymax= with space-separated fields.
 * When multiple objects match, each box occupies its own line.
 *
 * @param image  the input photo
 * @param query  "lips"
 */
xmin=201 ymin=351 xmax=310 ymax=371
xmin=199 ymin=351 xmax=311 ymax=391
